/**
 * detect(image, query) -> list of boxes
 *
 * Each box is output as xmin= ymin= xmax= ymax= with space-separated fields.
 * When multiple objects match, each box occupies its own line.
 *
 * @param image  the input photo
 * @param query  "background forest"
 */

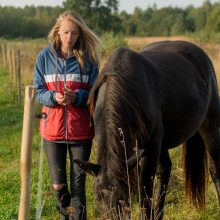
xmin=1 ymin=0 xmax=220 ymax=42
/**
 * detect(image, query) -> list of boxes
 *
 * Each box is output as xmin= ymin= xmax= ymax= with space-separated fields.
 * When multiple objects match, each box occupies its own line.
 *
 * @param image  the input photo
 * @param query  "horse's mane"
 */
xmin=87 ymin=67 xmax=107 ymax=116
xmin=88 ymin=48 xmax=149 ymax=192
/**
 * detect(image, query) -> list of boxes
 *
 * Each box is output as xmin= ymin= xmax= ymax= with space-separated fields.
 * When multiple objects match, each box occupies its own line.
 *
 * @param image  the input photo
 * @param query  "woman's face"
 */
xmin=58 ymin=19 xmax=79 ymax=51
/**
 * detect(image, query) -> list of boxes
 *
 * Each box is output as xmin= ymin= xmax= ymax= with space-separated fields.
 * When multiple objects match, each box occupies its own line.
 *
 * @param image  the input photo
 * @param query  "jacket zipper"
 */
xmin=63 ymin=59 xmax=68 ymax=141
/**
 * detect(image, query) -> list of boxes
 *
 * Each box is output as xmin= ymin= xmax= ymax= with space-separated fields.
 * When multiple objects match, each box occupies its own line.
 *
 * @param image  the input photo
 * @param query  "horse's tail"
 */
xmin=182 ymin=131 xmax=208 ymax=209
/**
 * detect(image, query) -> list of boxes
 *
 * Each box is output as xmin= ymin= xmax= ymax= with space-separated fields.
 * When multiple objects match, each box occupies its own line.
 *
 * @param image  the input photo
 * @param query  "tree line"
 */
xmin=0 ymin=0 xmax=220 ymax=40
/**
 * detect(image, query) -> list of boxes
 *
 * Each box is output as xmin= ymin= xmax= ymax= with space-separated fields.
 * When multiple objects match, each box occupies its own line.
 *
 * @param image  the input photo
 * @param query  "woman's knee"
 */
xmin=53 ymin=183 xmax=65 ymax=190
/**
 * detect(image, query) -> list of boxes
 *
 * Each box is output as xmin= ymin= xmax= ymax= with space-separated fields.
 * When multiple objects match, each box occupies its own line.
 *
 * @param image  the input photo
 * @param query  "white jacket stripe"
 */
xmin=44 ymin=73 xmax=89 ymax=83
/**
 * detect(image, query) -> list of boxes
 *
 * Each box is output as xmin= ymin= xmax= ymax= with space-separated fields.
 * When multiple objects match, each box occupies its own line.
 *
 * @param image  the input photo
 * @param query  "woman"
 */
xmin=33 ymin=10 xmax=100 ymax=220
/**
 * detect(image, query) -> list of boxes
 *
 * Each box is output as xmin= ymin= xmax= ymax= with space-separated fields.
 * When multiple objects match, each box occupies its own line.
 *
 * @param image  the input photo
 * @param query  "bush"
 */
xmin=189 ymin=31 xmax=220 ymax=43
xmin=100 ymin=32 xmax=128 ymax=57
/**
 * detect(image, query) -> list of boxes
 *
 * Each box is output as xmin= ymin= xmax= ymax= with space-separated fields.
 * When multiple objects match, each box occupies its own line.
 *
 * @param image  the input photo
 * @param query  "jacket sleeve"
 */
xmin=74 ymin=61 xmax=98 ymax=107
xmin=33 ymin=51 xmax=58 ymax=107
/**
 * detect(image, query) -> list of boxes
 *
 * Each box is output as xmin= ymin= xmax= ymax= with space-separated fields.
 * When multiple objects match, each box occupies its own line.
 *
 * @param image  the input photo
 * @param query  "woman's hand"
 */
xmin=63 ymin=87 xmax=77 ymax=105
xmin=54 ymin=88 xmax=76 ymax=105
xmin=54 ymin=92 xmax=65 ymax=105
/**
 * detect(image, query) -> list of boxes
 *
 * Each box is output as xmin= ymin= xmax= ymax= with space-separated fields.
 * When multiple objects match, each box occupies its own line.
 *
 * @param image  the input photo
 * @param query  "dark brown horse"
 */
xmin=74 ymin=41 xmax=220 ymax=219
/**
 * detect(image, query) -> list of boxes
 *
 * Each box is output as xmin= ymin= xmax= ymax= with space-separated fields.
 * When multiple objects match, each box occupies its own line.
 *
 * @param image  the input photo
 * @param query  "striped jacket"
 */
xmin=33 ymin=46 xmax=98 ymax=141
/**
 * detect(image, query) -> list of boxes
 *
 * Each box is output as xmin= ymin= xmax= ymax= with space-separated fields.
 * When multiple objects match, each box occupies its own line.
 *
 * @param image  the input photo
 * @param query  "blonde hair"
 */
xmin=48 ymin=10 xmax=101 ymax=68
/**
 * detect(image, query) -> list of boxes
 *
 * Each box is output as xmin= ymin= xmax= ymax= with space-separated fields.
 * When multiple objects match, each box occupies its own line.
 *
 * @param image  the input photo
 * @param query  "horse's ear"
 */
xmin=73 ymin=159 xmax=101 ymax=176
xmin=127 ymin=149 xmax=145 ymax=170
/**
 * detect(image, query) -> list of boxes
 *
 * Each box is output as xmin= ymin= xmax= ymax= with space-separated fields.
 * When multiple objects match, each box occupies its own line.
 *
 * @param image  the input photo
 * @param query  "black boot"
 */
xmin=68 ymin=198 xmax=86 ymax=220
xmin=52 ymin=185 xmax=71 ymax=220
xmin=67 ymin=206 xmax=77 ymax=220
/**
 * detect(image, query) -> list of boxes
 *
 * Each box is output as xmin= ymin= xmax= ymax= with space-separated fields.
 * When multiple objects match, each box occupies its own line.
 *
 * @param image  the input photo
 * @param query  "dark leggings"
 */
xmin=44 ymin=139 xmax=92 ymax=220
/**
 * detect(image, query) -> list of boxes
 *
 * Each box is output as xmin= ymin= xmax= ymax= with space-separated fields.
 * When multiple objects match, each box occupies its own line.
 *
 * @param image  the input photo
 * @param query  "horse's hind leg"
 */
xmin=200 ymin=125 xmax=220 ymax=210
xmin=154 ymin=150 xmax=172 ymax=220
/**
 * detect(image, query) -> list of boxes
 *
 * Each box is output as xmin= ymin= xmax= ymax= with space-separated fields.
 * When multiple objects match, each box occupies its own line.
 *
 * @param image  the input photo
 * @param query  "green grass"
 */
xmin=0 ymin=69 xmax=23 ymax=219
xmin=0 ymin=67 xmax=97 ymax=220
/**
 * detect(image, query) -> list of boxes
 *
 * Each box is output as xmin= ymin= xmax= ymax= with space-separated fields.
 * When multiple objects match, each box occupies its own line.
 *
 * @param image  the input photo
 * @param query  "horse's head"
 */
xmin=83 ymin=48 xmax=148 ymax=217
xmin=73 ymin=149 xmax=145 ymax=217
xmin=94 ymin=166 xmax=130 ymax=216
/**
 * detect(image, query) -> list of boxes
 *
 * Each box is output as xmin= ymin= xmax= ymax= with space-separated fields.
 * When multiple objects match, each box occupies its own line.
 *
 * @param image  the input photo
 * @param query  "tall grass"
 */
xmin=0 ymin=69 xmax=23 ymax=219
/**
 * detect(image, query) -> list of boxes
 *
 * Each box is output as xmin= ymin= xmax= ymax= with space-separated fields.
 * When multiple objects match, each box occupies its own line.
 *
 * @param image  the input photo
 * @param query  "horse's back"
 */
xmin=114 ymin=41 xmax=220 ymax=148
xmin=140 ymin=40 xmax=214 ymax=80
xmin=141 ymin=40 xmax=207 ymax=58
xmin=113 ymin=41 xmax=215 ymax=87
xmin=141 ymin=41 xmax=220 ymax=118
xmin=139 ymin=41 xmax=218 ymax=105
xmin=140 ymin=41 xmax=220 ymax=147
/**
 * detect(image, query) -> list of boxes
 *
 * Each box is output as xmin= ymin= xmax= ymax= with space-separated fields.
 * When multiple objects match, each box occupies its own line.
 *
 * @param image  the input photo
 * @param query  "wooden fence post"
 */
xmin=18 ymin=85 xmax=36 ymax=220
xmin=1 ymin=44 xmax=6 ymax=67
xmin=17 ymin=50 xmax=22 ymax=105
xmin=6 ymin=44 xmax=10 ymax=69
xmin=12 ymin=49 xmax=16 ymax=86
xmin=8 ymin=48 xmax=13 ymax=78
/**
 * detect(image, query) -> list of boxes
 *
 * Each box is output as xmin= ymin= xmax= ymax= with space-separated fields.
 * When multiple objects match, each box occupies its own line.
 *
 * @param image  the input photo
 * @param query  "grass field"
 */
xmin=0 ymin=36 xmax=220 ymax=219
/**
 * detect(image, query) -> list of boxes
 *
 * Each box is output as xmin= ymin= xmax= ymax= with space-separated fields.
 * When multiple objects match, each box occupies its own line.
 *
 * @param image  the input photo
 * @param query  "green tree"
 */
xmin=171 ymin=14 xmax=186 ymax=35
xmin=206 ymin=4 xmax=220 ymax=33
xmin=63 ymin=0 xmax=93 ymax=20
xmin=63 ymin=0 xmax=120 ymax=34
xmin=119 ymin=11 xmax=136 ymax=35
xmin=187 ymin=1 xmax=212 ymax=32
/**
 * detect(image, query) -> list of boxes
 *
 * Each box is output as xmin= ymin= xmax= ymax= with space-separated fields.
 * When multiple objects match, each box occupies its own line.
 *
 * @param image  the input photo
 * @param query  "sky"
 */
xmin=0 ymin=0 xmax=218 ymax=13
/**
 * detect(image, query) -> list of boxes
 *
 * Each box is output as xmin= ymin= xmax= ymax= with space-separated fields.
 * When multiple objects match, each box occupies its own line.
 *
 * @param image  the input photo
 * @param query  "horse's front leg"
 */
xmin=139 ymin=141 xmax=161 ymax=220
xmin=154 ymin=150 xmax=172 ymax=220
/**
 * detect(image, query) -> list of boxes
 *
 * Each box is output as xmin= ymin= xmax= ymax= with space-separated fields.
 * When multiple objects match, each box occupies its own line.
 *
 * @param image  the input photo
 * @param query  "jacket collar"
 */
xmin=49 ymin=44 xmax=74 ymax=59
